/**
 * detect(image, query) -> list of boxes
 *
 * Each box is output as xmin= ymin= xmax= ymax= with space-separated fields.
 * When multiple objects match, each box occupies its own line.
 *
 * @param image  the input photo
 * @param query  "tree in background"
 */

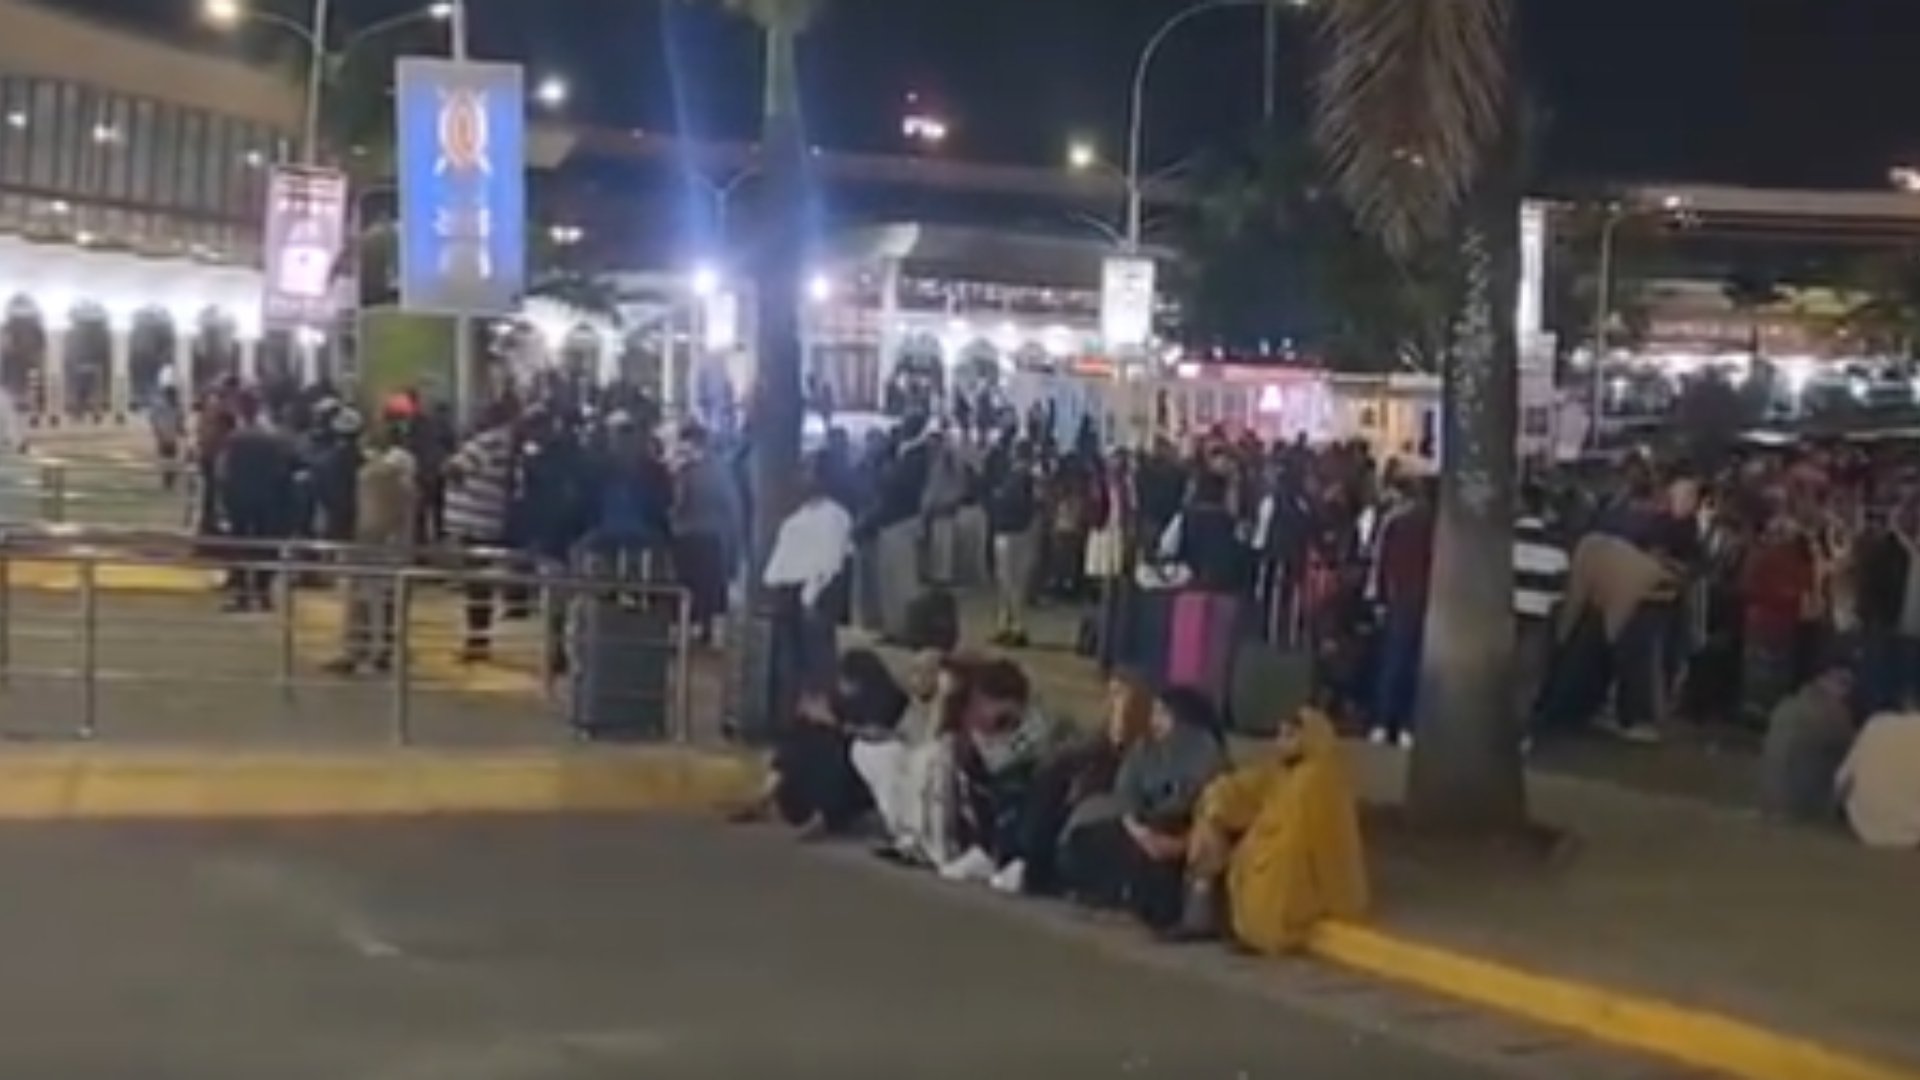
xmin=1840 ymin=250 xmax=1920 ymax=360
xmin=1179 ymin=132 xmax=1464 ymax=373
xmin=1314 ymin=0 xmax=1527 ymax=832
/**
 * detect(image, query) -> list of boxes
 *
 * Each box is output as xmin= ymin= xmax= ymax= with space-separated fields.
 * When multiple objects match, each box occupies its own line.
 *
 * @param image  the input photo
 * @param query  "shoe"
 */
xmin=321 ymin=657 xmax=359 ymax=677
xmin=1162 ymin=877 xmax=1220 ymax=943
xmin=938 ymin=847 xmax=997 ymax=884
xmin=1367 ymin=728 xmax=1389 ymax=746
xmin=988 ymin=859 xmax=1026 ymax=895
xmin=1396 ymin=731 xmax=1416 ymax=751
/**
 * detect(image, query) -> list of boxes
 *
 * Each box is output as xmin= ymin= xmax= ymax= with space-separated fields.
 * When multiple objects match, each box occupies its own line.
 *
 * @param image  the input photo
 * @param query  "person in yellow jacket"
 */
xmin=1176 ymin=707 xmax=1369 ymax=952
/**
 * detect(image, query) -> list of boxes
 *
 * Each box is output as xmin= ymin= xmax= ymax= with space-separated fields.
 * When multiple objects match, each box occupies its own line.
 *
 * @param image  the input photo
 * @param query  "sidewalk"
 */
xmin=863 ymin=590 xmax=1919 ymax=1080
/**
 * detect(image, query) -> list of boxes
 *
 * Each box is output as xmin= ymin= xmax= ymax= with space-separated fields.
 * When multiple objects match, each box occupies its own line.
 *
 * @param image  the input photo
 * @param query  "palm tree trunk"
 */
xmin=750 ymin=17 xmax=806 ymax=571
xmin=1405 ymin=205 xmax=1529 ymax=832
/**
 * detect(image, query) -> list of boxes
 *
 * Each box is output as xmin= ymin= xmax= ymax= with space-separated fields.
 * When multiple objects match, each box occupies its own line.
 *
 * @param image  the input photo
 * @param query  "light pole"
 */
xmin=696 ymin=168 xmax=760 ymax=251
xmin=1125 ymin=0 xmax=1276 ymax=248
xmin=204 ymin=0 xmax=455 ymax=163
xmin=1590 ymin=203 xmax=1626 ymax=445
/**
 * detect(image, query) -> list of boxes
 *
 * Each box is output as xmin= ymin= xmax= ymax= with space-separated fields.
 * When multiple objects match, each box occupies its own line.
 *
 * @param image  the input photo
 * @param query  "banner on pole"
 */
xmin=262 ymin=165 xmax=348 ymax=330
xmin=396 ymin=57 xmax=527 ymax=315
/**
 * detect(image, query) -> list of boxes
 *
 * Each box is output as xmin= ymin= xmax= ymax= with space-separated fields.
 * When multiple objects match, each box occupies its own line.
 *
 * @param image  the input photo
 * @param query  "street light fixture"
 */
xmin=534 ymin=75 xmax=570 ymax=110
xmin=1124 ymin=0 xmax=1278 ymax=247
xmin=202 ymin=0 xmax=460 ymax=163
xmin=1067 ymin=140 xmax=1098 ymax=172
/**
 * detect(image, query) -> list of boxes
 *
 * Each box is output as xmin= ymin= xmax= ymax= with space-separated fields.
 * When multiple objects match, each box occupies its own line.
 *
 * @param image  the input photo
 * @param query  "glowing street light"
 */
xmin=690 ymin=265 xmax=720 ymax=299
xmin=202 ymin=0 xmax=243 ymax=26
xmin=534 ymin=75 xmax=570 ymax=110
xmin=902 ymin=113 xmax=948 ymax=147
xmin=807 ymin=272 xmax=833 ymax=303
xmin=548 ymin=224 xmax=584 ymax=247
xmin=1067 ymin=140 xmax=1098 ymax=172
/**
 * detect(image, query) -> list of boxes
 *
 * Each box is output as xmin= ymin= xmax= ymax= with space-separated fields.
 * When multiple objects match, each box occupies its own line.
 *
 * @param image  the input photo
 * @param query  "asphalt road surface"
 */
xmin=0 ymin=817 xmax=1539 ymax=1080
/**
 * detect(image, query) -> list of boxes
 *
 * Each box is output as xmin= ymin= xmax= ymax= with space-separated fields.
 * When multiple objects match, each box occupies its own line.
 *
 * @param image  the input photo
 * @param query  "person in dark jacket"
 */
xmin=987 ymin=441 xmax=1040 ymax=647
xmin=310 ymin=408 xmax=365 ymax=545
xmin=1368 ymin=478 xmax=1435 ymax=747
xmin=216 ymin=393 xmax=298 ymax=612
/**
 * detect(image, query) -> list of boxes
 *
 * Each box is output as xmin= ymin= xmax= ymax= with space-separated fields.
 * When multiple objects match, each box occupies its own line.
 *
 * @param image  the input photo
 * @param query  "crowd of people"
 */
xmin=766 ymin=402 xmax=1920 ymax=852
xmin=182 ymin=374 xmax=745 ymax=668
xmin=174 ymin=370 xmax=1920 ymax=849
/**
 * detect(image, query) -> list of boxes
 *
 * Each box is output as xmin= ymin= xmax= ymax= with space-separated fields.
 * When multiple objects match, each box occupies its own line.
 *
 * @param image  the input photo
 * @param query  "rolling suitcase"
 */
xmin=567 ymin=547 xmax=674 ymax=742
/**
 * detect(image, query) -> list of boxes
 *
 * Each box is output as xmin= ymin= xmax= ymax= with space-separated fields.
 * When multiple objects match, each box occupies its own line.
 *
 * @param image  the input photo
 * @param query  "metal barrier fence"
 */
xmin=0 ymin=458 xmax=195 ymax=530
xmin=0 ymin=533 xmax=697 ymax=747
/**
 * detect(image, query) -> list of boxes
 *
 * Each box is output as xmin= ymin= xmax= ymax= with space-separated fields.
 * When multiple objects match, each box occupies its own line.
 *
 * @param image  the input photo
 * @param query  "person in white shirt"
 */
xmin=763 ymin=460 xmax=855 ymax=695
xmin=1839 ymin=710 xmax=1920 ymax=849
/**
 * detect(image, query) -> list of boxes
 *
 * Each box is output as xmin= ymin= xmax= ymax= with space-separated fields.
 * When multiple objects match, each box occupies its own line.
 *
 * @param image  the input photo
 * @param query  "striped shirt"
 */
xmin=1514 ymin=515 xmax=1569 ymax=619
xmin=444 ymin=427 xmax=515 ymax=542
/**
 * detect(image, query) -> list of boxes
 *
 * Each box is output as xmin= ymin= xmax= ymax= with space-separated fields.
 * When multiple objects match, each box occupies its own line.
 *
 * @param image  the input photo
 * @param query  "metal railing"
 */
xmin=0 ymin=457 xmax=195 ymax=530
xmin=0 ymin=530 xmax=698 ymax=747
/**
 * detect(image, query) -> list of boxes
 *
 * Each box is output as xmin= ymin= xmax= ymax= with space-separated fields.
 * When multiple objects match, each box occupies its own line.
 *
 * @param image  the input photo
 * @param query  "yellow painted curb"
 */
xmin=8 ymin=560 xmax=216 ymax=593
xmin=0 ymin=748 xmax=764 ymax=820
xmin=1309 ymin=921 xmax=1917 ymax=1080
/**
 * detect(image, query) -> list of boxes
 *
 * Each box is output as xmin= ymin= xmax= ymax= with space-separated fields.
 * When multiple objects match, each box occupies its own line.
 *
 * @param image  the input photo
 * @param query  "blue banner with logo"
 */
xmin=396 ymin=57 xmax=526 ymax=315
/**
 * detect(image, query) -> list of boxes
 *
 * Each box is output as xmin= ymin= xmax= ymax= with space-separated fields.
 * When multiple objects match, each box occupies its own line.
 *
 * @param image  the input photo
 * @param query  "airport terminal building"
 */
xmin=0 ymin=0 xmax=298 ymax=429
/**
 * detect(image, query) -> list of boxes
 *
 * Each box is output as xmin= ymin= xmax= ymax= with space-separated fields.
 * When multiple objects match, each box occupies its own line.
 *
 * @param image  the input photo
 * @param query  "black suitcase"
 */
xmin=905 ymin=588 xmax=960 ymax=652
xmin=567 ymin=548 xmax=675 ymax=741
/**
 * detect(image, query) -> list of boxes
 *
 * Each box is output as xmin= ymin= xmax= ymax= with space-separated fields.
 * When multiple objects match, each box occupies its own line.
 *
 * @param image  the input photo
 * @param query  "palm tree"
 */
xmin=1314 ymin=0 xmax=1526 ymax=831
xmin=697 ymin=0 xmax=819 ymax=567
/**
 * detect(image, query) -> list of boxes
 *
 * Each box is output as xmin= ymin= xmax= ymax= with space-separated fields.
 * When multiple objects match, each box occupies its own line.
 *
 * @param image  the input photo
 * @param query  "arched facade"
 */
xmin=0 ymin=235 xmax=261 ymax=425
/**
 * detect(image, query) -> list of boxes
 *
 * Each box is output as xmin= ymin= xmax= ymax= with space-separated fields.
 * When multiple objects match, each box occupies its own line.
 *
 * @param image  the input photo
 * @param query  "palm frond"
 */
xmin=1312 ymin=0 xmax=1512 ymax=260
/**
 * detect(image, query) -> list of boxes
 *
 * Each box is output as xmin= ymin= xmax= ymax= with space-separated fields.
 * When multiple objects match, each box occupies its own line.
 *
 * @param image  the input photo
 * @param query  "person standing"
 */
xmin=324 ymin=411 xmax=417 ymax=675
xmin=216 ymin=391 xmax=297 ymax=613
xmin=1367 ymin=477 xmax=1435 ymax=748
xmin=673 ymin=424 xmax=742 ymax=645
xmin=149 ymin=385 xmax=185 ymax=494
xmin=1514 ymin=484 xmax=1570 ymax=720
xmin=986 ymin=441 xmax=1039 ymax=647
xmin=444 ymin=402 xmax=518 ymax=660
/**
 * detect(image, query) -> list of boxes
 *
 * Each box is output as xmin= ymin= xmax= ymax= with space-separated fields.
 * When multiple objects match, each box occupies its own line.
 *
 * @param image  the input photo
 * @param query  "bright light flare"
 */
xmin=534 ymin=76 xmax=569 ymax=110
xmin=1067 ymin=141 xmax=1097 ymax=171
xmin=202 ymin=0 xmax=243 ymax=27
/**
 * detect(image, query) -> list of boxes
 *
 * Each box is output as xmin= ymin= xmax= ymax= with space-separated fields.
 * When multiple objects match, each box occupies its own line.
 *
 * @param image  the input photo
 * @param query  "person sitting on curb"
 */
xmin=852 ymin=649 xmax=960 ymax=865
xmin=1759 ymin=657 xmax=1856 ymax=826
xmin=1172 ymin=707 xmax=1368 ymax=953
xmin=729 ymin=650 xmax=901 ymax=838
xmin=1054 ymin=687 xmax=1228 ymax=932
xmin=1058 ymin=670 xmax=1157 ymax=908
xmin=941 ymin=659 xmax=1073 ymax=893
xmin=1839 ymin=706 xmax=1920 ymax=849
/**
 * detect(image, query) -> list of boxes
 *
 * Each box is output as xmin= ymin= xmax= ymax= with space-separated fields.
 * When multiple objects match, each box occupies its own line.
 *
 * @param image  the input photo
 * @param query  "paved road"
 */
xmin=0 ymin=817 xmax=1550 ymax=1080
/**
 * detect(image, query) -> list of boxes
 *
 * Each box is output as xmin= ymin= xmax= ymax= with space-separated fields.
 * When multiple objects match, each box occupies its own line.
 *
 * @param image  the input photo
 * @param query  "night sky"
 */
xmin=47 ymin=0 xmax=1920 ymax=190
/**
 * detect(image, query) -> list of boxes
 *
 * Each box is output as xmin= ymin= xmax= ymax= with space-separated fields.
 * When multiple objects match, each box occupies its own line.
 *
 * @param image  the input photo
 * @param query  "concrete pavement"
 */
xmin=0 ymin=817 xmax=1695 ymax=1080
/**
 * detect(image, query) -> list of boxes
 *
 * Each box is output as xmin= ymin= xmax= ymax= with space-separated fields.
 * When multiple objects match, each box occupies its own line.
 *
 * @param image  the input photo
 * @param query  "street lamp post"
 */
xmin=1590 ymin=204 xmax=1625 ymax=446
xmin=205 ymin=0 xmax=456 ymax=163
xmin=699 ymin=168 xmax=760 ymax=251
xmin=1124 ymin=0 xmax=1271 ymax=248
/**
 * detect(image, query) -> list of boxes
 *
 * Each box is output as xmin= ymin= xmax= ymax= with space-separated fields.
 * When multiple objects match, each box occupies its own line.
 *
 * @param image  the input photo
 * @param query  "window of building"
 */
xmin=178 ymin=110 xmax=204 ymax=213
xmin=150 ymin=101 xmax=178 ymax=209
xmin=26 ymin=80 xmax=57 ymax=190
xmin=128 ymin=98 xmax=155 ymax=207
xmin=99 ymin=93 xmax=131 ymax=202
xmin=52 ymin=81 xmax=80 ymax=193
xmin=201 ymin=113 xmax=229 ymax=217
